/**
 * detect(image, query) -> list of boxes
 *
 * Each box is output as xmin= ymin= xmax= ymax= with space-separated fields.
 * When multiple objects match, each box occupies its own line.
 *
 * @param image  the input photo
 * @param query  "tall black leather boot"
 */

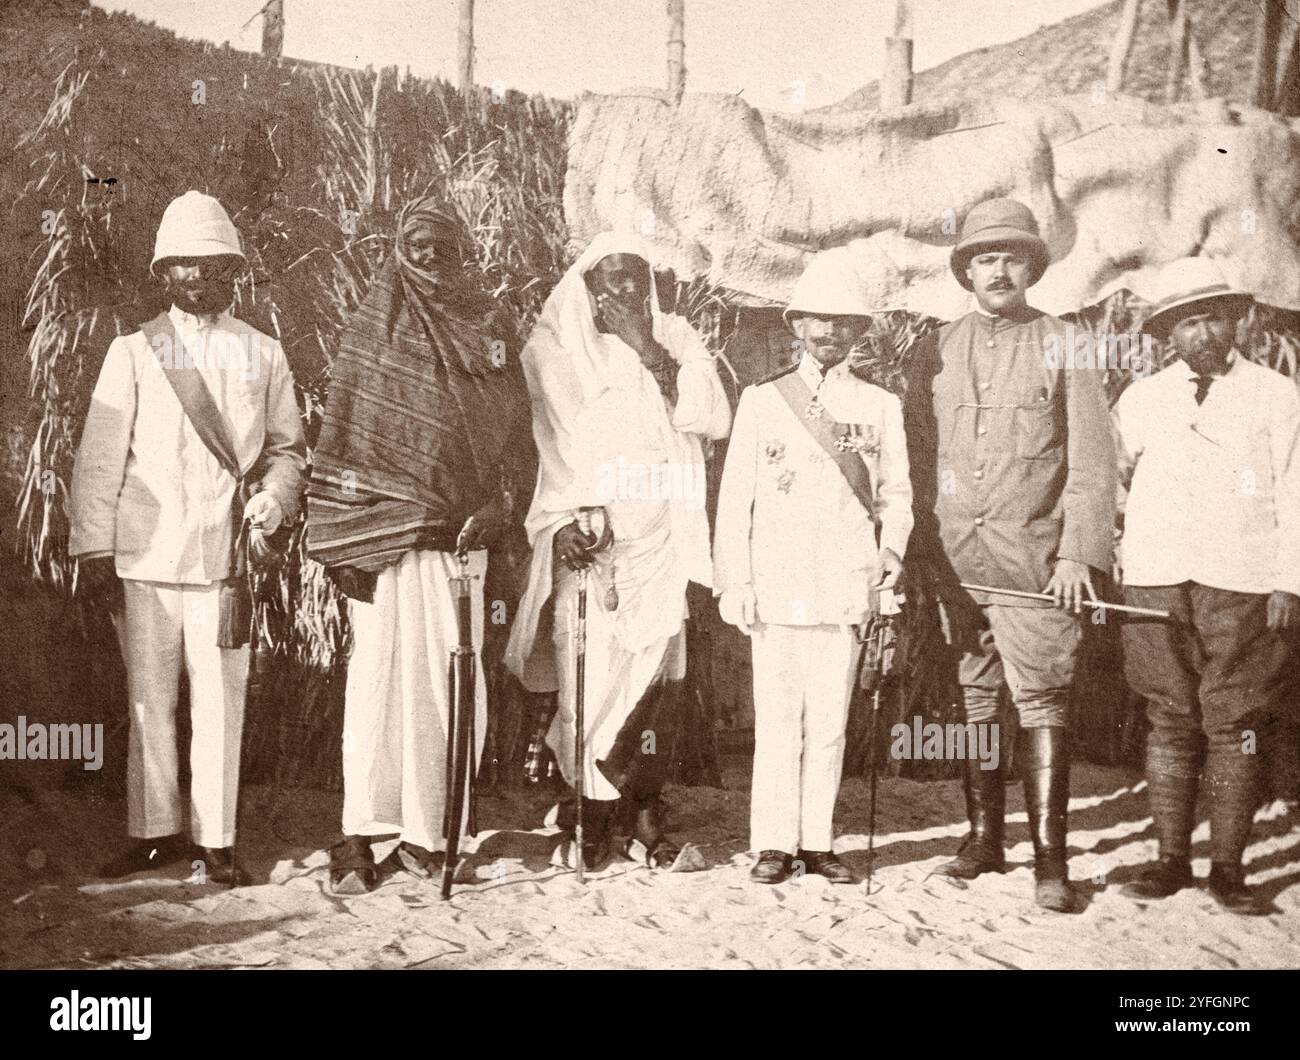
xmin=1121 ymin=734 xmax=1200 ymax=899
xmin=1018 ymin=726 xmax=1076 ymax=912
xmin=1205 ymin=744 xmax=1268 ymax=915
xmin=936 ymin=752 xmax=1006 ymax=879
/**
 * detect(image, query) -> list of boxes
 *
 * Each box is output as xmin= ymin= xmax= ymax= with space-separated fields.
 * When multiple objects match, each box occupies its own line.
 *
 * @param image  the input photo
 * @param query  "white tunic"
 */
xmin=713 ymin=355 xmax=913 ymax=627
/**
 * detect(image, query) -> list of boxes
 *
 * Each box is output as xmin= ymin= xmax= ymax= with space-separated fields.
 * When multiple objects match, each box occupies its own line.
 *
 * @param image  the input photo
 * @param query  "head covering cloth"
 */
xmin=307 ymin=198 xmax=532 ymax=573
xmin=506 ymin=232 xmax=721 ymax=689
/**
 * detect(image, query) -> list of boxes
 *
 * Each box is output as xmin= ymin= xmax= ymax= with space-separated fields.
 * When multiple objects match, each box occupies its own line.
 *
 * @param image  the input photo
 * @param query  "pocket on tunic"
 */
xmin=1015 ymin=394 xmax=1061 ymax=460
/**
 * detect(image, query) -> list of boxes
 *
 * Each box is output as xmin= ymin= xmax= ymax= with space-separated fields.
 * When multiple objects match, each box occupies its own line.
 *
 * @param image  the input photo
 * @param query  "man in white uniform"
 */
xmin=714 ymin=247 xmax=913 ymax=884
xmin=70 ymin=191 xmax=306 ymax=885
xmin=1113 ymin=257 xmax=1300 ymax=915
xmin=506 ymin=233 xmax=731 ymax=870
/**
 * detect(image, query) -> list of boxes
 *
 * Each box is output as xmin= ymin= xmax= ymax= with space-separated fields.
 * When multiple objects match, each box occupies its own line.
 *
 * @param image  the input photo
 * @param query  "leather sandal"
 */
xmin=395 ymin=841 xmax=445 ymax=879
xmin=623 ymin=835 xmax=681 ymax=869
xmin=328 ymin=835 xmax=377 ymax=895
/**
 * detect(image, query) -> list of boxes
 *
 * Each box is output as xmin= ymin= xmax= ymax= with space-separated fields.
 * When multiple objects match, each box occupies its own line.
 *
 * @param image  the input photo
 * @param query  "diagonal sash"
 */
xmin=772 ymin=370 xmax=877 ymax=525
xmin=140 ymin=313 xmax=244 ymax=479
xmin=140 ymin=312 xmax=251 ymax=648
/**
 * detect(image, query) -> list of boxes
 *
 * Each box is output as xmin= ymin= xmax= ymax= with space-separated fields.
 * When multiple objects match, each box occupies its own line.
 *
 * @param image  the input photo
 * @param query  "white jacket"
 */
xmin=69 ymin=306 xmax=306 ymax=585
xmin=1113 ymin=352 xmax=1300 ymax=596
xmin=714 ymin=356 xmax=912 ymax=626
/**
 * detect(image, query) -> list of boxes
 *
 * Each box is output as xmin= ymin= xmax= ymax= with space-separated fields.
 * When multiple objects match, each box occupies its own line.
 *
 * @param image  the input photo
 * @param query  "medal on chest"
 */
xmin=834 ymin=423 xmax=879 ymax=456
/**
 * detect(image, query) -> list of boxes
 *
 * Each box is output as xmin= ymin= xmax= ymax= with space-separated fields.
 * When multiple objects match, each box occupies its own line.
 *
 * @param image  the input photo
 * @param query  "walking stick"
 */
xmin=861 ymin=588 xmax=900 ymax=896
xmin=958 ymin=582 xmax=1171 ymax=619
xmin=441 ymin=551 xmax=478 ymax=900
xmin=571 ymin=510 xmax=595 ymax=884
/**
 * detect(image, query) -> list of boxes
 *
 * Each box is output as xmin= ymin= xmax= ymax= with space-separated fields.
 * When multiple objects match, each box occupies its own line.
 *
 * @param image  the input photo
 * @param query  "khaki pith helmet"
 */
xmin=950 ymin=197 xmax=1050 ymax=290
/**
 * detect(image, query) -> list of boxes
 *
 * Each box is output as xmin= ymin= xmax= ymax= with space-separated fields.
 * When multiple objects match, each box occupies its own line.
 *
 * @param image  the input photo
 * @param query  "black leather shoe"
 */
xmin=579 ymin=833 xmax=610 ymax=872
xmin=796 ymin=850 xmax=855 ymax=884
xmin=557 ymin=795 xmax=615 ymax=870
xmin=199 ymin=847 xmax=251 ymax=888
xmin=98 ymin=835 xmax=194 ymax=878
xmin=1207 ymin=863 xmax=1270 ymax=916
xmin=1120 ymin=855 xmax=1193 ymax=900
xmin=750 ymin=850 xmax=792 ymax=884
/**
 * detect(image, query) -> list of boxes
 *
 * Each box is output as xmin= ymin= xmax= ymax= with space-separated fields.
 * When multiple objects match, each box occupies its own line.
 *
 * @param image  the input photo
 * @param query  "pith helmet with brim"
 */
xmin=150 ymin=190 xmax=245 ymax=272
xmin=1141 ymin=256 xmax=1253 ymax=338
xmin=950 ymin=197 xmax=1050 ymax=291
xmin=784 ymin=245 xmax=877 ymax=325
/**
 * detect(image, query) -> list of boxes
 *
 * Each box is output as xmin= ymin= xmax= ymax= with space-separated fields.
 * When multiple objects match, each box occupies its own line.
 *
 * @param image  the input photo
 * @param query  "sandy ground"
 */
xmin=1 ymin=757 xmax=1297 ymax=970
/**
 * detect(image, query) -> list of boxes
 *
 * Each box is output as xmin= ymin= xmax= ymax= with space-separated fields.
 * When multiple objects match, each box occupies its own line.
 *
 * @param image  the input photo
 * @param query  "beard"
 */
xmin=1178 ymin=337 xmax=1232 ymax=375
xmin=166 ymin=279 xmax=235 ymax=316
xmin=807 ymin=341 xmax=849 ymax=368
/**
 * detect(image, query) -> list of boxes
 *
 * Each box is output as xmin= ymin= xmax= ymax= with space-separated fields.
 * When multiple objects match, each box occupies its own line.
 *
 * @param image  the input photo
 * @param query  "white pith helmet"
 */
xmin=150 ymin=190 xmax=245 ymax=271
xmin=784 ymin=246 xmax=877 ymax=322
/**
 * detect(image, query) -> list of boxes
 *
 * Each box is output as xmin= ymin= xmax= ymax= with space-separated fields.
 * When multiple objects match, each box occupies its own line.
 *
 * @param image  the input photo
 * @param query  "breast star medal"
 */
xmin=777 ymin=469 xmax=796 ymax=493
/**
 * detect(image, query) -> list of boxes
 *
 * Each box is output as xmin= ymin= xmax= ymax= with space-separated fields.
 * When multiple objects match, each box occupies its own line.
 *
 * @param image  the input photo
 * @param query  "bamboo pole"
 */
xmin=260 ymin=0 xmax=284 ymax=60
xmin=458 ymin=0 xmax=475 ymax=96
xmin=1277 ymin=25 xmax=1300 ymax=116
xmin=1250 ymin=0 xmax=1285 ymax=109
xmin=1186 ymin=29 xmax=1209 ymax=101
xmin=882 ymin=0 xmax=913 ymax=109
xmin=667 ymin=0 xmax=685 ymax=104
xmin=1165 ymin=0 xmax=1188 ymax=103
xmin=1105 ymin=0 xmax=1142 ymax=95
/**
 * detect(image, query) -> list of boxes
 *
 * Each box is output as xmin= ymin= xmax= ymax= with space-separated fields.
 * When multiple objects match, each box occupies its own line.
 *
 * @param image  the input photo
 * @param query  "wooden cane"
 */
xmin=958 ymin=583 xmax=1171 ymax=619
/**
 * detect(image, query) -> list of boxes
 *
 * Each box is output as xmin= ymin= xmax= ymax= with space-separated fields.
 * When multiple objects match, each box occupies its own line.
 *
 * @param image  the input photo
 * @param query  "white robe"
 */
xmin=342 ymin=549 xmax=487 ymax=850
xmin=504 ymin=233 xmax=730 ymax=798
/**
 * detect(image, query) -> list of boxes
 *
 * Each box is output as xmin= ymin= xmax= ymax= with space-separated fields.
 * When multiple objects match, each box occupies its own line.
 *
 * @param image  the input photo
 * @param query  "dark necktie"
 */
xmin=1192 ymin=374 xmax=1214 ymax=405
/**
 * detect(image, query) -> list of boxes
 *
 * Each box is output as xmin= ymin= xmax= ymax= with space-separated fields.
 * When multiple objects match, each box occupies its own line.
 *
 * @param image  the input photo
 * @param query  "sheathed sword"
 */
xmin=440 ymin=550 xmax=478 ymax=900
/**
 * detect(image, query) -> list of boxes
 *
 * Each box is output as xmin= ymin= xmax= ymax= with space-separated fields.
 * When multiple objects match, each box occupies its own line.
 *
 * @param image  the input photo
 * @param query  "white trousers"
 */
xmin=341 ymin=550 xmax=487 ymax=851
xmin=750 ymin=623 xmax=862 ymax=854
xmin=547 ymin=562 xmax=683 ymax=802
xmin=118 ymin=580 xmax=249 ymax=849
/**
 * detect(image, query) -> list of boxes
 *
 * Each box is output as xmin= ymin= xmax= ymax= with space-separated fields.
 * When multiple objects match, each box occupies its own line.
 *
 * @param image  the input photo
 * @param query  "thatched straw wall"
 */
xmin=3 ymin=3 xmax=571 ymax=793
xmin=4 ymin=3 xmax=1297 ymax=799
